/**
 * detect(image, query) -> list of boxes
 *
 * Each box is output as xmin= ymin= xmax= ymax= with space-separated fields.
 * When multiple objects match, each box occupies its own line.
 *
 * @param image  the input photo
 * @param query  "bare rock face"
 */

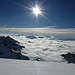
xmin=61 ymin=53 xmax=75 ymax=64
xmin=0 ymin=36 xmax=29 ymax=60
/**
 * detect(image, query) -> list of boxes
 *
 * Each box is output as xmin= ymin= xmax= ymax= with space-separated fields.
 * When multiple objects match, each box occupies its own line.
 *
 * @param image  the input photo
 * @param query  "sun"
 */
xmin=32 ymin=5 xmax=41 ymax=17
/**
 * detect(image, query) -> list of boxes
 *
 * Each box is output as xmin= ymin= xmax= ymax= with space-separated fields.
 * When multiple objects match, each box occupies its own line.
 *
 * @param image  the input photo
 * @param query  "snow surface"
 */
xmin=0 ymin=58 xmax=75 ymax=75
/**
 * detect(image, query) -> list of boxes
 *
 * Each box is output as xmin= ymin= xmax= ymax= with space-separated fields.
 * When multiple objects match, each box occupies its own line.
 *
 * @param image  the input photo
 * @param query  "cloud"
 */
xmin=0 ymin=28 xmax=75 ymax=39
xmin=11 ymin=34 xmax=75 ymax=62
xmin=0 ymin=28 xmax=75 ymax=62
xmin=42 ymin=26 xmax=57 ymax=28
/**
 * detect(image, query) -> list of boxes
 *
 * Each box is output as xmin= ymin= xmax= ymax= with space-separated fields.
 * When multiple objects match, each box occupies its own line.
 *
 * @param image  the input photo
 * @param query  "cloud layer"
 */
xmin=0 ymin=28 xmax=75 ymax=62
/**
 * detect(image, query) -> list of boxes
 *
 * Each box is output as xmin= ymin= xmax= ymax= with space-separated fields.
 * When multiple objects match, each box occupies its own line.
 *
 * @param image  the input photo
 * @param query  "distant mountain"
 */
xmin=0 ymin=36 xmax=29 ymax=60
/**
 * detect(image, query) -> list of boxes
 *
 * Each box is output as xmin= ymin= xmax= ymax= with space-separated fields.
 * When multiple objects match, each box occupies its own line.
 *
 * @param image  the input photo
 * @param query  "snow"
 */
xmin=0 ymin=58 xmax=75 ymax=75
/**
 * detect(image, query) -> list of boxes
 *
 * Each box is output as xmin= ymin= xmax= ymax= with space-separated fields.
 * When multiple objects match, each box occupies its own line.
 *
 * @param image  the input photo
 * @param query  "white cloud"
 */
xmin=0 ymin=28 xmax=75 ymax=39
xmin=11 ymin=34 xmax=75 ymax=62
xmin=0 ymin=28 xmax=75 ymax=62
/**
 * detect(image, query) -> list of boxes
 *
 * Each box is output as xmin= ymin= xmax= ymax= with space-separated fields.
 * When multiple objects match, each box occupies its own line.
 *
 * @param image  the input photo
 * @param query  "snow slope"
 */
xmin=0 ymin=58 xmax=75 ymax=75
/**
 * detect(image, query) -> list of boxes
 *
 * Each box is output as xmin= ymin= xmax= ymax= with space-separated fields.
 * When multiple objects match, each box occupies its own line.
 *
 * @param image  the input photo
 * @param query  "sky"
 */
xmin=0 ymin=0 xmax=75 ymax=28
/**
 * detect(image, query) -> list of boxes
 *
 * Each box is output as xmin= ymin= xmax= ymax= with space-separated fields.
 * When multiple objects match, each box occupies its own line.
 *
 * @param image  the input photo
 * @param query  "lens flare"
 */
xmin=32 ymin=5 xmax=41 ymax=17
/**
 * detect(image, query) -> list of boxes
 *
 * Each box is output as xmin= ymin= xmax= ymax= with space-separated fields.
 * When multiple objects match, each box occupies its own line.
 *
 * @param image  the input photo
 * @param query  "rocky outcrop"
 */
xmin=0 ymin=36 xmax=29 ymax=60
xmin=61 ymin=53 xmax=75 ymax=64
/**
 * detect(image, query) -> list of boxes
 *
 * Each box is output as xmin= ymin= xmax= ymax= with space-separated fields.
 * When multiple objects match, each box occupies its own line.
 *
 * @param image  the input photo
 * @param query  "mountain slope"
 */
xmin=0 ymin=36 xmax=29 ymax=60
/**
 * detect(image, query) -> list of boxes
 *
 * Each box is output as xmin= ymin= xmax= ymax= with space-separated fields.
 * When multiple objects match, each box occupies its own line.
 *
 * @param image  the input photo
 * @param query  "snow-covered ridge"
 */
xmin=0 ymin=36 xmax=29 ymax=60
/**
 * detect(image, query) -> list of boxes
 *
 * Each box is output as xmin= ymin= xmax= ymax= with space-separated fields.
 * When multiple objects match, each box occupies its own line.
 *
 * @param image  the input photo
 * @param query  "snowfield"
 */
xmin=0 ymin=58 xmax=75 ymax=75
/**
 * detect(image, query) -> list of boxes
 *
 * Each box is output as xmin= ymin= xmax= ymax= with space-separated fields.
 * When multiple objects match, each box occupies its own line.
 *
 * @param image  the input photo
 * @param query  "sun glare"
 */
xmin=32 ymin=5 xmax=41 ymax=17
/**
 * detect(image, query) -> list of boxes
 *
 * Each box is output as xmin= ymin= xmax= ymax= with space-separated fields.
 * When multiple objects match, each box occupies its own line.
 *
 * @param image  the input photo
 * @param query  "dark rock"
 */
xmin=0 ymin=36 xmax=29 ymax=60
xmin=28 ymin=41 xmax=32 ymax=43
xmin=33 ymin=57 xmax=44 ymax=61
xmin=38 ymin=36 xmax=44 ymax=38
xmin=26 ymin=35 xmax=37 ymax=39
xmin=61 ymin=53 xmax=75 ymax=64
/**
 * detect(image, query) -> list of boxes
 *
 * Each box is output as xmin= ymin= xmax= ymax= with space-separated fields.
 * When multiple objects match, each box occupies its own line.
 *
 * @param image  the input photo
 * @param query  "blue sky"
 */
xmin=0 ymin=0 xmax=75 ymax=28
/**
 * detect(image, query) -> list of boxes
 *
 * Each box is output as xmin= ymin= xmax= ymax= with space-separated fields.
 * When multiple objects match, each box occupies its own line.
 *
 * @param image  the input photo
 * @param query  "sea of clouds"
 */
xmin=0 ymin=28 xmax=75 ymax=62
